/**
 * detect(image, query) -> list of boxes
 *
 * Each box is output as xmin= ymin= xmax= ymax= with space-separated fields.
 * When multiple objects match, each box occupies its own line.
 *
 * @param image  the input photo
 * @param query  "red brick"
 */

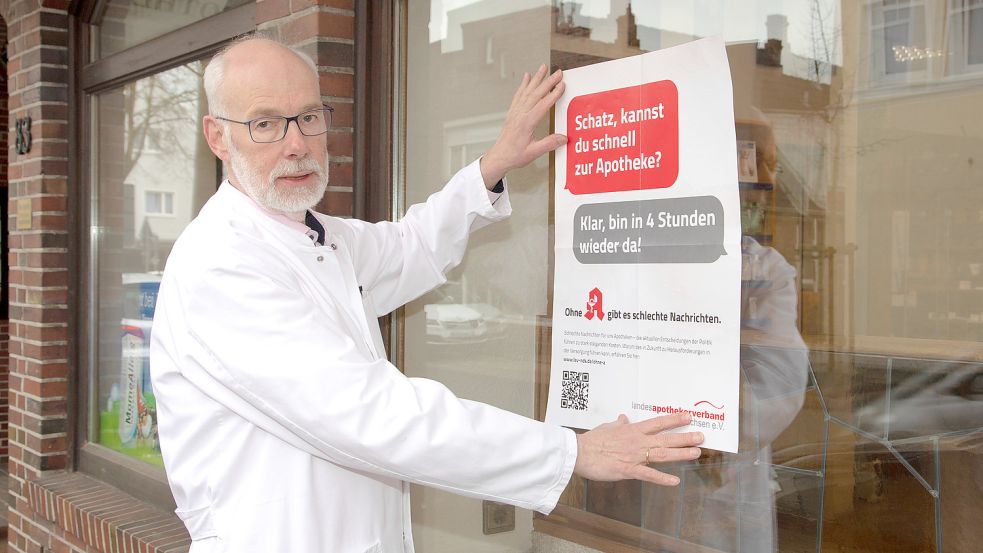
xmin=281 ymin=10 xmax=319 ymax=43
xmin=36 ymin=120 xmax=68 ymax=139
xmin=16 ymin=158 xmax=68 ymax=180
xmin=15 ymin=304 xmax=68 ymax=324
xmin=24 ymin=232 xmax=69 ymax=249
xmin=328 ymin=160 xmax=352 ymax=187
xmin=20 ymin=342 xmax=69 ymax=361
xmin=23 ymin=177 xmax=68 ymax=196
xmin=326 ymin=129 xmax=352 ymax=156
xmin=21 ymin=325 xmax=68 ymax=343
xmin=24 ymin=251 xmax=69 ymax=268
xmin=24 ymin=433 xmax=66 ymax=454
xmin=319 ymin=72 xmax=354 ymax=98
xmin=34 ymin=195 xmax=68 ymax=212
xmin=52 ymin=537 xmax=73 ymax=553
xmin=31 ymin=213 xmax=68 ymax=231
xmin=327 ymin=100 xmax=353 ymax=127
xmin=22 ymin=378 xmax=68 ymax=398
xmin=319 ymin=190 xmax=352 ymax=216
xmin=256 ymin=0 xmax=291 ymax=23
xmin=24 ymin=288 xmax=69 ymax=306
xmin=280 ymin=10 xmax=354 ymax=42
xmin=14 ymin=269 xmax=68 ymax=288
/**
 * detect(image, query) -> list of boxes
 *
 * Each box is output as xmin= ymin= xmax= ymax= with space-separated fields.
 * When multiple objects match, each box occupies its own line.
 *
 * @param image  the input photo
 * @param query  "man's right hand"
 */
xmin=479 ymin=64 xmax=566 ymax=188
xmin=573 ymin=412 xmax=703 ymax=486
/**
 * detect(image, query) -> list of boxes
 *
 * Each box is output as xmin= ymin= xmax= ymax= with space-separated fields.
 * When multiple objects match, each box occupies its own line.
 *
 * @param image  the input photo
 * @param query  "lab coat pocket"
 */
xmin=361 ymin=542 xmax=383 ymax=553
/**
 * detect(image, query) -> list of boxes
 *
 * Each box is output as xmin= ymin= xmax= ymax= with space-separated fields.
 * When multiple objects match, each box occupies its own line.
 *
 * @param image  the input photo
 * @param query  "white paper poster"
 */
xmin=546 ymin=37 xmax=741 ymax=453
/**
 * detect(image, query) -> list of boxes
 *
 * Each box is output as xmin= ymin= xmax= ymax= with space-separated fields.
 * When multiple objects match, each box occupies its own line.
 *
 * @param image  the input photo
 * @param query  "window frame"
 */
xmin=947 ymin=0 xmax=983 ymax=75
xmin=353 ymin=0 xmax=401 ymax=354
xmin=73 ymin=0 xmax=255 ymax=509
xmin=144 ymin=189 xmax=176 ymax=216
xmin=866 ymin=0 xmax=935 ymax=86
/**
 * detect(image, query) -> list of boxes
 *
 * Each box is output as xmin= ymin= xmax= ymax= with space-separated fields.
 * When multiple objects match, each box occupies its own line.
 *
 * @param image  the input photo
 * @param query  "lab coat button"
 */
xmin=330 ymin=243 xmax=338 ymax=250
xmin=316 ymin=255 xmax=324 ymax=262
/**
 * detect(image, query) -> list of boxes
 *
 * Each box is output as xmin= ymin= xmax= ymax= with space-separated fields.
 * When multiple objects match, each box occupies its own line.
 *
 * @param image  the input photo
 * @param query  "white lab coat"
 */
xmin=149 ymin=160 xmax=577 ymax=553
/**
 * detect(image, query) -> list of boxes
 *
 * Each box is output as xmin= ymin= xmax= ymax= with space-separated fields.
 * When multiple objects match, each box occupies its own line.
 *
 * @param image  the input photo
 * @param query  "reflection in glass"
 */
xmin=403 ymin=2 xmax=554 ymax=551
xmin=92 ymin=61 xmax=217 ymax=466
xmin=398 ymin=0 xmax=983 ymax=551
xmin=96 ymin=0 xmax=251 ymax=58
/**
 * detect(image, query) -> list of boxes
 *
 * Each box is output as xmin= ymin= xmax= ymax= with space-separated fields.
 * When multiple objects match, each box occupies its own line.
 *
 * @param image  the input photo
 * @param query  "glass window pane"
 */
xmin=145 ymin=191 xmax=160 ymax=213
xmin=92 ymin=60 xmax=218 ymax=467
xmin=400 ymin=1 xmax=982 ymax=552
xmin=404 ymin=3 xmax=552 ymax=549
xmin=97 ymin=0 xmax=251 ymax=58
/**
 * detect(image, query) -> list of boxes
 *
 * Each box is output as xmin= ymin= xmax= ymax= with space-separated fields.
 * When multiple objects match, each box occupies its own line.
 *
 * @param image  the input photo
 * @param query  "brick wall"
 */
xmin=257 ymin=0 xmax=356 ymax=218
xmin=2 ymin=0 xmax=72 ymax=550
xmin=0 ymin=14 xmax=11 ymax=467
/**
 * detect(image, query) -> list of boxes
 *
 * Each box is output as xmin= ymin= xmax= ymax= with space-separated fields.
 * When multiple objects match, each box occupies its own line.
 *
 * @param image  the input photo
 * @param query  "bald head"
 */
xmin=204 ymin=37 xmax=319 ymax=118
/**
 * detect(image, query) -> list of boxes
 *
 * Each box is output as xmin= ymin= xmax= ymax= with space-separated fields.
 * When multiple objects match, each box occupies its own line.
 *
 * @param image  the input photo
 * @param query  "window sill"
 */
xmin=27 ymin=472 xmax=190 ymax=553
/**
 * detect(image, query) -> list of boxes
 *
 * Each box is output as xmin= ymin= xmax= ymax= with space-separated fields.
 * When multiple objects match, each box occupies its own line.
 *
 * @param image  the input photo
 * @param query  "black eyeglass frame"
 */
xmin=215 ymin=105 xmax=335 ymax=143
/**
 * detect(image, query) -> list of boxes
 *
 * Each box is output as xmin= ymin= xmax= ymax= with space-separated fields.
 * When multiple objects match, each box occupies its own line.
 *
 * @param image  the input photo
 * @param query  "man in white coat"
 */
xmin=149 ymin=36 xmax=704 ymax=553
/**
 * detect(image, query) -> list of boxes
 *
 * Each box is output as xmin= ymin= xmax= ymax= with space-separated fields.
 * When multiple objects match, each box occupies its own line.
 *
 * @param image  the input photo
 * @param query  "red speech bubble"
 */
xmin=565 ymin=80 xmax=678 ymax=195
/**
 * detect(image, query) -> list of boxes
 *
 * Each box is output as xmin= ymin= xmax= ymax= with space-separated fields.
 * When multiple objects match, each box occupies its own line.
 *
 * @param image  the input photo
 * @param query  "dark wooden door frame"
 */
xmin=354 ymin=0 xmax=398 ymax=225
xmin=354 ymin=1 xmax=401 ymax=358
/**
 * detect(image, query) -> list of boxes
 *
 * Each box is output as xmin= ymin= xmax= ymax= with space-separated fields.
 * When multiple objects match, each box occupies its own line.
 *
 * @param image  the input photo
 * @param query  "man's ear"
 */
xmin=203 ymin=115 xmax=230 ymax=162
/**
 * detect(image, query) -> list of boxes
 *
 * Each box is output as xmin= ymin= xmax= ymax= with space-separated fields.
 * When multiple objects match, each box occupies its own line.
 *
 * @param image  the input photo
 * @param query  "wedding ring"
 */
xmin=645 ymin=448 xmax=650 ymax=464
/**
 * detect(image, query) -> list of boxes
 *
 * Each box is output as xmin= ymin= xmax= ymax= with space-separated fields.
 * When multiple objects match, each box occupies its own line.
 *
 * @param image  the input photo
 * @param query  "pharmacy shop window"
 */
xmin=77 ymin=0 xmax=253 ymax=507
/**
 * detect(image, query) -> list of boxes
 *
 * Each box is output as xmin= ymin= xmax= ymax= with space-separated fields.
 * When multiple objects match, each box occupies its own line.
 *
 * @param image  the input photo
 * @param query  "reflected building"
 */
xmin=542 ymin=2 xmax=982 ymax=553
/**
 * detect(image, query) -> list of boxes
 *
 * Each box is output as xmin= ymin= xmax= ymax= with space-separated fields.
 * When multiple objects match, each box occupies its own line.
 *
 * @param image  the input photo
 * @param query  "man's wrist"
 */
xmin=479 ymin=153 xmax=509 ymax=190
xmin=573 ymin=432 xmax=585 ymax=477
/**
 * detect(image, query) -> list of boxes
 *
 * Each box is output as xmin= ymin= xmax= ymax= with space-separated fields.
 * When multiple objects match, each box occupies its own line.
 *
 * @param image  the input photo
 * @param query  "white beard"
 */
xmin=227 ymin=136 xmax=329 ymax=215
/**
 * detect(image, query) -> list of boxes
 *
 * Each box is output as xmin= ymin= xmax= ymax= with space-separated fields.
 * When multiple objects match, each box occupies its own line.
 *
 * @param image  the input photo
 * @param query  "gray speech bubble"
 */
xmin=572 ymin=196 xmax=727 ymax=264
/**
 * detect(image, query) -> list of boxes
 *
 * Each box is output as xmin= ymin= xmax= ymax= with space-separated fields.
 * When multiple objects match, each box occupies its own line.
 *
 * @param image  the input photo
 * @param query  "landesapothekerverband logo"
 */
xmin=585 ymin=287 xmax=604 ymax=320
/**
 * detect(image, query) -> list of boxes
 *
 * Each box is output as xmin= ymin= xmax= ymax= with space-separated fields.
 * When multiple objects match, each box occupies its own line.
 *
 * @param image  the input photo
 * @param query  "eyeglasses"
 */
xmin=215 ymin=106 xmax=334 ymax=143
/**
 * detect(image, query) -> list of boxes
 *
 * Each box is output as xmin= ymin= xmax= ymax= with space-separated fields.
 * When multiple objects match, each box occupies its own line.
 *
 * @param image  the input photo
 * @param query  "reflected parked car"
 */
xmin=424 ymin=287 xmax=506 ymax=345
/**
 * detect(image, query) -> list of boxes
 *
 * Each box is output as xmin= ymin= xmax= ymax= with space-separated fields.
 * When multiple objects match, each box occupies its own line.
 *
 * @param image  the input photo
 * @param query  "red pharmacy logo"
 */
xmin=585 ymin=288 xmax=605 ymax=321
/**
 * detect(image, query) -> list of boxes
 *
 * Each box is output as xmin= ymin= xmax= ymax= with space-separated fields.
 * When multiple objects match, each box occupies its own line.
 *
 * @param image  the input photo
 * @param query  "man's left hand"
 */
xmin=480 ymin=64 xmax=567 ymax=189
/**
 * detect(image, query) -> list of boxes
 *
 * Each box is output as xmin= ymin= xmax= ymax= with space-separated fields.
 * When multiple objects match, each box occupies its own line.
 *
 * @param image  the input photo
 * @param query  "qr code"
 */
xmin=560 ymin=370 xmax=590 ymax=410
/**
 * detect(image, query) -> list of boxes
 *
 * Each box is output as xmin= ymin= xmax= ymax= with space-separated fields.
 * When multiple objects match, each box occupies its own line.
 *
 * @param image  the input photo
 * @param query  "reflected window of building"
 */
xmin=91 ymin=61 xmax=218 ymax=468
xmin=947 ymin=0 xmax=983 ymax=74
xmin=869 ymin=0 xmax=930 ymax=81
xmin=145 ymin=190 xmax=175 ymax=216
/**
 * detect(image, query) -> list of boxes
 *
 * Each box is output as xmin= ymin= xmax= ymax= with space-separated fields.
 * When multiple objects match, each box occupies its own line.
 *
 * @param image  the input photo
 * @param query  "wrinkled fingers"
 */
xmin=636 ymin=412 xmax=693 ymax=434
xmin=509 ymin=72 xmax=532 ymax=109
xmin=522 ymin=67 xmax=560 ymax=111
xmin=531 ymin=69 xmax=563 ymax=102
xmin=532 ymin=80 xmax=565 ymax=119
xmin=640 ymin=445 xmax=702 ymax=465
xmin=523 ymin=64 xmax=549 ymax=103
xmin=647 ymin=430 xmax=704 ymax=450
